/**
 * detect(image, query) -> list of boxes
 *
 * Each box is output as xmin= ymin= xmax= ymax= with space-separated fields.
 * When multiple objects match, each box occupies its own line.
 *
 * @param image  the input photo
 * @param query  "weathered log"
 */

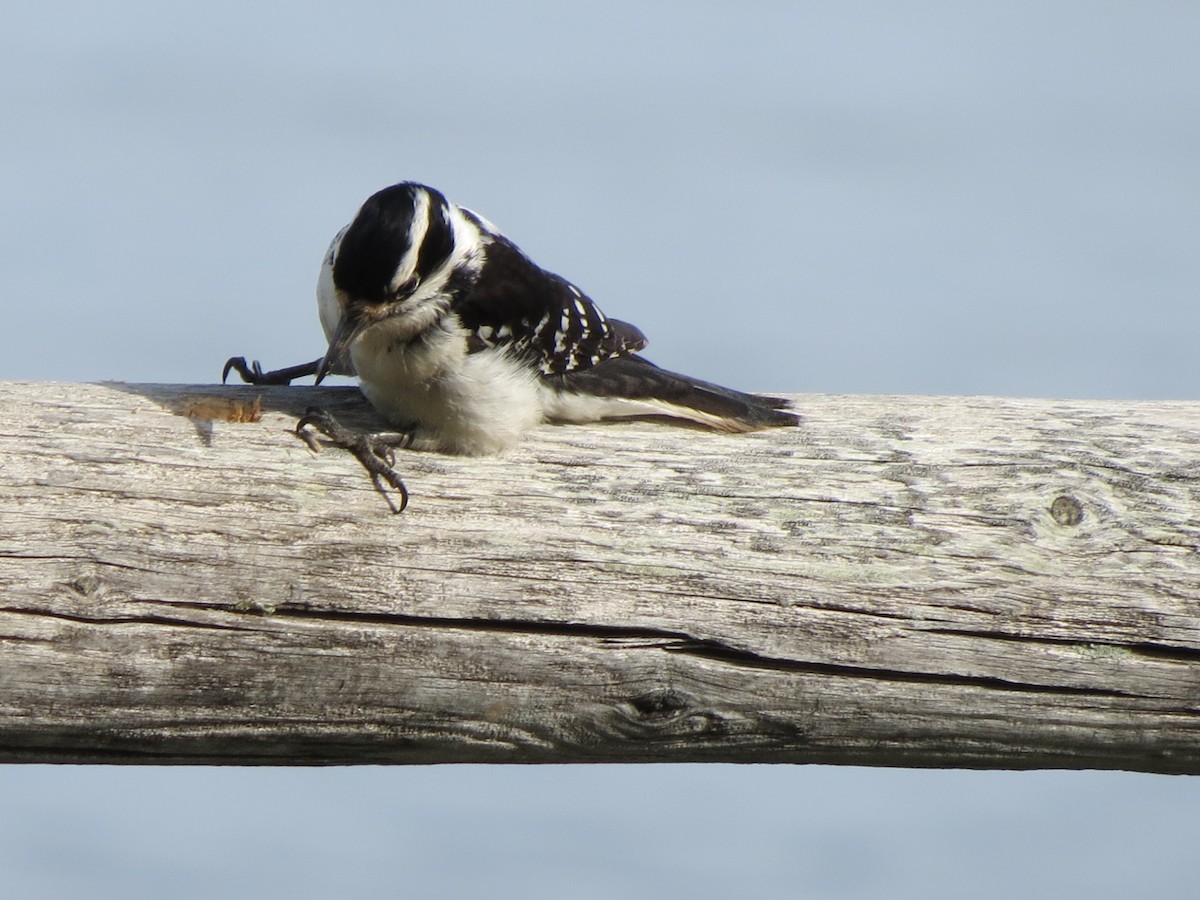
xmin=1 ymin=381 xmax=1198 ymax=770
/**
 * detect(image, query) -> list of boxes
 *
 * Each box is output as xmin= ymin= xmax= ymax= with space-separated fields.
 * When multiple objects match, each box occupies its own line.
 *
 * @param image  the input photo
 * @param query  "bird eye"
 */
xmin=392 ymin=275 xmax=420 ymax=298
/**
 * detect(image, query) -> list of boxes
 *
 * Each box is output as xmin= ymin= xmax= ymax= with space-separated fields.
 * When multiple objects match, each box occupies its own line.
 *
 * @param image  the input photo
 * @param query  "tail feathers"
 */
xmin=752 ymin=394 xmax=795 ymax=410
xmin=546 ymin=355 xmax=799 ymax=432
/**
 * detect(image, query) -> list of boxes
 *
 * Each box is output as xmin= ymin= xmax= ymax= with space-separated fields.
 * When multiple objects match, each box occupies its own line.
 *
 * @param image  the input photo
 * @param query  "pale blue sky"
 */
xmin=5 ymin=1 xmax=1199 ymax=398
xmin=3 ymin=2 xmax=1199 ymax=897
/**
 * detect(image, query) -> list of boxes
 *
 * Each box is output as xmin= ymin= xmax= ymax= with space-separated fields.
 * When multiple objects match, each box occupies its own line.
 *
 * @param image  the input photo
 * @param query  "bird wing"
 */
xmin=452 ymin=235 xmax=647 ymax=375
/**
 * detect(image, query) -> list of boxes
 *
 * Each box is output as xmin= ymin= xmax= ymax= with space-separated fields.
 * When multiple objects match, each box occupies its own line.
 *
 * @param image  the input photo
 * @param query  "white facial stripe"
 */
xmin=350 ymin=198 xmax=490 ymax=357
xmin=401 ymin=201 xmax=486 ymax=307
xmin=389 ymin=188 xmax=432 ymax=293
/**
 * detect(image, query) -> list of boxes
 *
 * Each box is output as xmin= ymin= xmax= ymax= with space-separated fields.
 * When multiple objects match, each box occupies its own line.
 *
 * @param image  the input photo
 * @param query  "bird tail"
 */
xmin=548 ymin=355 xmax=799 ymax=433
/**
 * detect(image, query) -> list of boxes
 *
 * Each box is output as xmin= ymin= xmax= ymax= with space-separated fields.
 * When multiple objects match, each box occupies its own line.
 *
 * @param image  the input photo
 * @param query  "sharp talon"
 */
xmin=296 ymin=406 xmax=335 ymax=435
xmin=296 ymin=425 xmax=323 ymax=453
xmin=223 ymin=356 xmax=268 ymax=384
xmin=373 ymin=472 xmax=410 ymax=514
xmin=222 ymin=356 xmax=247 ymax=384
xmin=295 ymin=407 xmax=333 ymax=451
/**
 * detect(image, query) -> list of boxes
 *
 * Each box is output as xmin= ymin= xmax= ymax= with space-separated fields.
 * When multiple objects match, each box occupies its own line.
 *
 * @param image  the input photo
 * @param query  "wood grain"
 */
xmin=1 ymin=381 xmax=1198 ymax=770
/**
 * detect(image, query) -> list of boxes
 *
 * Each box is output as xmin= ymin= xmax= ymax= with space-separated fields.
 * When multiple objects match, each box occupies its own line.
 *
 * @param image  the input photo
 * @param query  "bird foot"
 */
xmin=223 ymin=356 xmax=322 ymax=386
xmin=295 ymin=407 xmax=412 ymax=514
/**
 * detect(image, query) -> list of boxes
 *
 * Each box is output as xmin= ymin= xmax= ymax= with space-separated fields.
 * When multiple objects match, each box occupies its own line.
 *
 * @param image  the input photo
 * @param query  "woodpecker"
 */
xmin=226 ymin=181 xmax=796 ymax=513
xmin=225 ymin=182 xmax=797 ymax=506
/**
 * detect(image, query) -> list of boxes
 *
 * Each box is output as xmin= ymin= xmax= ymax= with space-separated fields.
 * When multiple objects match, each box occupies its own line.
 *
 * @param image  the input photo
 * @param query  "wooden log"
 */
xmin=1 ymin=381 xmax=1198 ymax=770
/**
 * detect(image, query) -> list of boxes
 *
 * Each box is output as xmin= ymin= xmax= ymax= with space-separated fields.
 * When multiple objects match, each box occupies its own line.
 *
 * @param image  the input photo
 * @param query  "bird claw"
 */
xmin=295 ymin=406 xmax=412 ymax=514
xmin=222 ymin=356 xmax=323 ymax=386
xmin=223 ymin=356 xmax=263 ymax=384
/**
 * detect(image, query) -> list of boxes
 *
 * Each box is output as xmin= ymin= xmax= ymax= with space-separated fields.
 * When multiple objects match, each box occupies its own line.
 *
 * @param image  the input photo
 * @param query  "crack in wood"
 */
xmin=0 ymin=606 xmax=254 ymax=633
xmin=925 ymin=626 xmax=1200 ymax=664
xmin=169 ymin=602 xmax=1133 ymax=700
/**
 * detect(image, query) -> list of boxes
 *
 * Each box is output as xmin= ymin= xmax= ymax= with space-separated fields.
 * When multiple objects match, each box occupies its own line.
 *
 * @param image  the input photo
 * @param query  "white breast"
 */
xmin=354 ymin=327 xmax=543 ymax=456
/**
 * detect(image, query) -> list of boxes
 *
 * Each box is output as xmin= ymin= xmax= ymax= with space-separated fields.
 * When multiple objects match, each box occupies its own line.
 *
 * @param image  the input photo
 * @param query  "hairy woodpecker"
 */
xmin=227 ymin=181 xmax=797 ymax=454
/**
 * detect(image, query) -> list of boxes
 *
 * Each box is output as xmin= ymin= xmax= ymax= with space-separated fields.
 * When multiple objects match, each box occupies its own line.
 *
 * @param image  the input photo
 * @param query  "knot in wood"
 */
xmin=628 ymin=689 xmax=692 ymax=719
xmin=1050 ymin=494 xmax=1084 ymax=527
xmin=610 ymin=689 xmax=727 ymax=742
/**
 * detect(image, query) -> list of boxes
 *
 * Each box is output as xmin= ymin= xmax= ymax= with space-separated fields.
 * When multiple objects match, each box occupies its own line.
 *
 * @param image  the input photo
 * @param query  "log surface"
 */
xmin=1 ymin=381 xmax=1198 ymax=770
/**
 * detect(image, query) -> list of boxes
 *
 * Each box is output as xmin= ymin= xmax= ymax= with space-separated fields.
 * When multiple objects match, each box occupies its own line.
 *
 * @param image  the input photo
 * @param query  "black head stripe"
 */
xmin=333 ymin=183 xmax=421 ymax=300
xmin=415 ymin=192 xmax=455 ymax=283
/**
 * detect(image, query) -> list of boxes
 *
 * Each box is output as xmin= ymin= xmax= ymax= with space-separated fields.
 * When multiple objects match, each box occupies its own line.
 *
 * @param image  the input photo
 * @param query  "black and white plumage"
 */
xmin=236 ymin=181 xmax=798 ymax=456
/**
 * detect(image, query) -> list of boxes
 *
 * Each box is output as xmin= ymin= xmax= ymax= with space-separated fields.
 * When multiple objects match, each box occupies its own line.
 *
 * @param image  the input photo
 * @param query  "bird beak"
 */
xmin=315 ymin=310 xmax=359 ymax=385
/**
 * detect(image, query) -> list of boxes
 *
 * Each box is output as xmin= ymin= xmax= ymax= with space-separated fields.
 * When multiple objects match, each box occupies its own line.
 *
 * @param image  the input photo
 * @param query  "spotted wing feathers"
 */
xmin=454 ymin=236 xmax=645 ymax=374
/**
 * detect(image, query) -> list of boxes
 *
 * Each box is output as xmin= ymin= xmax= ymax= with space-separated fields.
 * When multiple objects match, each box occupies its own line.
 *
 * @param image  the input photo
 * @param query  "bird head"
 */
xmin=316 ymin=182 xmax=464 ymax=383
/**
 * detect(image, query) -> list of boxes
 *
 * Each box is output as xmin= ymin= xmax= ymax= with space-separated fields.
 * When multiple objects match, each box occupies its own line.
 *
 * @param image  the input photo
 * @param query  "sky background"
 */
xmin=3 ymin=1 xmax=1200 ymax=897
